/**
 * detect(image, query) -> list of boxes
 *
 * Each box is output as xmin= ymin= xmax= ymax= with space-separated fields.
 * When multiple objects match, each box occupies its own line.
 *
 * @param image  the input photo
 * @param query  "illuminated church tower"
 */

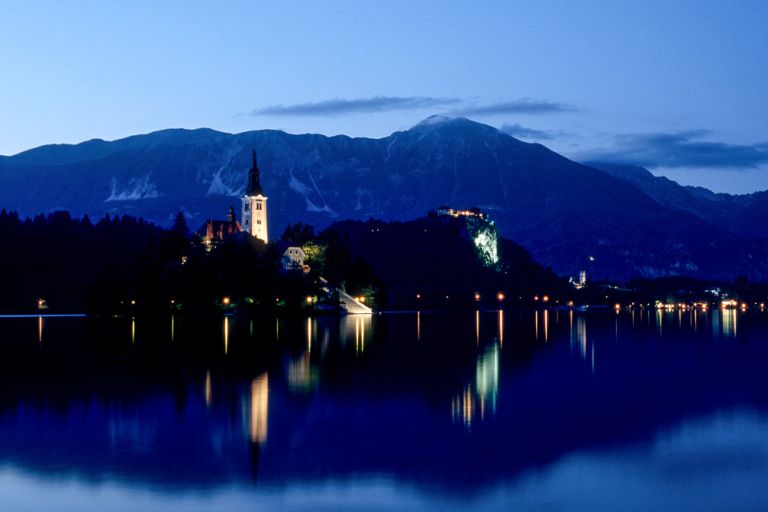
xmin=241 ymin=149 xmax=268 ymax=243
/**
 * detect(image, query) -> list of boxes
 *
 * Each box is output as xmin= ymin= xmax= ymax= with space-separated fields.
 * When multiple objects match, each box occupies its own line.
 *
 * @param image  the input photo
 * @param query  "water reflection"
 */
xmin=37 ymin=315 xmax=44 ymax=344
xmin=0 ymin=310 xmax=766 ymax=510
xmin=452 ymin=336 xmax=500 ymax=428
xmin=223 ymin=316 xmax=230 ymax=354
xmin=340 ymin=314 xmax=372 ymax=353
xmin=721 ymin=309 xmax=737 ymax=338
xmin=497 ymin=309 xmax=504 ymax=346
xmin=249 ymin=373 xmax=269 ymax=445
xmin=306 ymin=316 xmax=314 ymax=351
xmin=417 ymin=310 xmax=421 ymax=341
xmin=204 ymin=370 xmax=212 ymax=407
xmin=475 ymin=344 xmax=499 ymax=417
xmin=571 ymin=314 xmax=588 ymax=360
xmin=288 ymin=352 xmax=317 ymax=392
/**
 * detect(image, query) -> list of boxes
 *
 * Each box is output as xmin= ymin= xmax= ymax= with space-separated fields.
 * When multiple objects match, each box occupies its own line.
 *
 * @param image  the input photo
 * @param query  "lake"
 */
xmin=0 ymin=308 xmax=767 ymax=511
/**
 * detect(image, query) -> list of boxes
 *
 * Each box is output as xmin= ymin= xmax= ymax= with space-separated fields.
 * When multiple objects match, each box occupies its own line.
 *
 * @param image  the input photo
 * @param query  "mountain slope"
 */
xmin=587 ymin=162 xmax=768 ymax=239
xmin=1 ymin=118 xmax=766 ymax=280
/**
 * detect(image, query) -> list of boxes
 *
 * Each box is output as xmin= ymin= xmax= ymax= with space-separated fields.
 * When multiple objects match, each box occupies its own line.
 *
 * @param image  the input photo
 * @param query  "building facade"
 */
xmin=241 ymin=150 xmax=269 ymax=243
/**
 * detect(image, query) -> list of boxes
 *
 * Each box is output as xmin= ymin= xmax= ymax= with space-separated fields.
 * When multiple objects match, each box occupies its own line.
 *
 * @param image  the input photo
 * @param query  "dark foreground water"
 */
xmin=0 ymin=308 xmax=767 ymax=511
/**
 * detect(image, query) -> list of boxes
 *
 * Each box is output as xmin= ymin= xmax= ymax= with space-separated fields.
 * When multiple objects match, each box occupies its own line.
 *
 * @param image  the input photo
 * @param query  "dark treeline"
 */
xmin=0 ymin=209 xmax=374 ymax=314
xmin=0 ymin=209 xmax=184 ymax=312
xmin=3 ymin=208 xmax=766 ymax=314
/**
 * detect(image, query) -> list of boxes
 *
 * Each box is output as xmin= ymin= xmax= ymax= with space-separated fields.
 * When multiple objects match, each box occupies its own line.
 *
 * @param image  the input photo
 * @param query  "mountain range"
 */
xmin=1 ymin=115 xmax=767 ymax=281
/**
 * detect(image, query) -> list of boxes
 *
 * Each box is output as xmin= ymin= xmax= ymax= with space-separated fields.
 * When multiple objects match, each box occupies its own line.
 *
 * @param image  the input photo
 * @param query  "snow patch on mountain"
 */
xmin=415 ymin=115 xmax=451 ymax=127
xmin=206 ymin=145 xmax=243 ymax=196
xmin=105 ymin=175 xmax=160 ymax=201
xmin=288 ymin=169 xmax=337 ymax=217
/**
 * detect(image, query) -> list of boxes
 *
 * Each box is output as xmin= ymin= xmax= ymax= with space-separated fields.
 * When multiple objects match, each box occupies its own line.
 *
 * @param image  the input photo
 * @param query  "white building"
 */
xmin=282 ymin=246 xmax=306 ymax=271
xmin=241 ymin=149 xmax=269 ymax=243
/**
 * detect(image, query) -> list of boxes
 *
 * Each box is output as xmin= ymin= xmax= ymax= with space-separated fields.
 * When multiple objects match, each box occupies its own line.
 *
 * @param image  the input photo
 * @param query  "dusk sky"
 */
xmin=1 ymin=0 xmax=766 ymax=193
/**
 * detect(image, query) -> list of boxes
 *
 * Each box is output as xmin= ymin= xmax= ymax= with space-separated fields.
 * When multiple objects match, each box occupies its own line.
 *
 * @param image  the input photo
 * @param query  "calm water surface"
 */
xmin=1 ymin=309 xmax=767 ymax=511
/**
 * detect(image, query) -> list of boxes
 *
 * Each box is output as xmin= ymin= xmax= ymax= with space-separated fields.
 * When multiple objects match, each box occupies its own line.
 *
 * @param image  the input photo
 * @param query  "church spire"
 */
xmin=246 ymin=149 xmax=263 ymax=196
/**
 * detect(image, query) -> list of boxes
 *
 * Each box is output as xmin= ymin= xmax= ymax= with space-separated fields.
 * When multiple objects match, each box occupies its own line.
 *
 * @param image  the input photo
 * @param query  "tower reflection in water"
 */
xmin=250 ymin=373 xmax=269 ymax=445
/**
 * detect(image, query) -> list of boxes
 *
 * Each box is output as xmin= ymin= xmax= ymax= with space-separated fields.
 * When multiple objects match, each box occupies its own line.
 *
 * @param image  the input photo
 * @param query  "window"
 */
xmin=244 ymin=203 xmax=250 ymax=211
xmin=257 ymin=220 xmax=261 ymax=225
xmin=256 ymin=202 xmax=262 ymax=210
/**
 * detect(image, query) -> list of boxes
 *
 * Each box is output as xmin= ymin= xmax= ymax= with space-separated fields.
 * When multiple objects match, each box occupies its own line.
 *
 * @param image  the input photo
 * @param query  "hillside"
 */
xmin=587 ymin=162 xmax=768 ymax=238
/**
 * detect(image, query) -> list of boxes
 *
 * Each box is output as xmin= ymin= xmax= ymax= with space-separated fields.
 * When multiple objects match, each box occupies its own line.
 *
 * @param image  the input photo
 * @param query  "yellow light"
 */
xmin=474 ymin=292 xmax=481 ymax=301
xmin=306 ymin=296 xmax=313 ymax=304
xmin=222 ymin=296 xmax=230 ymax=305
xmin=130 ymin=299 xmax=136 ymax=305
xmin=533 ymin=295 xmax=539 ymax=301
xmin=614 ymin=303 xmax=621 ymax=310
xmin=497 ymin=292 xmax=505 ymax=301
xmin=542 ymin=295 xmax=549 ymax=302
xmin=358 ymin=296 xmax=366 ymax=303
xmin=416 ymin=293 xmax=421 ymax=300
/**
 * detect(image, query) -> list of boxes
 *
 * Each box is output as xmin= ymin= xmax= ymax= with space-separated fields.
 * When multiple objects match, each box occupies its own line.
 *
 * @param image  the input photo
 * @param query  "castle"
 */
xmin=196 ymin=149 xmax=269 ymax=247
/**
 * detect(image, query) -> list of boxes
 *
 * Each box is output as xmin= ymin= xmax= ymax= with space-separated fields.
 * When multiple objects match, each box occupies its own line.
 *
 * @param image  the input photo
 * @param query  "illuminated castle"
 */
xmin=241 ymin=149 xmax=269 ymax=243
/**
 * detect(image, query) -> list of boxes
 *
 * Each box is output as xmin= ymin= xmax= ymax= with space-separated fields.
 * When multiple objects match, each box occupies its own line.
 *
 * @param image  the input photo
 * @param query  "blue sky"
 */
xmin=1 ymin=0 xmax=766 ymax=192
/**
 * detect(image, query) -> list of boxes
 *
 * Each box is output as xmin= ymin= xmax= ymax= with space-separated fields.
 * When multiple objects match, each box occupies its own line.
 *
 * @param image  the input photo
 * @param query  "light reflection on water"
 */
xmin=0 ymin=308 xmax=766 ymax=510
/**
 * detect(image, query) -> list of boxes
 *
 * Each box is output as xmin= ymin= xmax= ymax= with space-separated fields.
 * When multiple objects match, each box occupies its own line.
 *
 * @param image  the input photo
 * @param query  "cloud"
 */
xmin=452 ymin=98 xmax=575 ymax=116
xmin=252 ymin=96 xmax=461 ymax=116
xmin=579 ymin=131 xmax=768 ymax=169
xmin=500 ymin=123 xmax=560 ymax=140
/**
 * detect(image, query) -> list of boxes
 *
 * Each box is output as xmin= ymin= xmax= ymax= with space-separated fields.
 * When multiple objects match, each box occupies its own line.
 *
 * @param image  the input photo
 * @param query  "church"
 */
xmin=196 ymin=149 xmax=269 ymax=247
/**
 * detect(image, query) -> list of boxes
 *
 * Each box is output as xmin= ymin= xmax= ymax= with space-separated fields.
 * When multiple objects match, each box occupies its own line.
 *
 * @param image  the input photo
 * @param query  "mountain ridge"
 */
xmin=1 ymin=117 xmax=767 ymax=281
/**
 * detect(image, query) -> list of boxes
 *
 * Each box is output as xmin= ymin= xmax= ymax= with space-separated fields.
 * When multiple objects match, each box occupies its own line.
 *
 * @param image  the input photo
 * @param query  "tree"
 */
xmin=172 ymin=211 xmax=190 ymax=238
xmin=280 ymin=223 xmax=315 ymax=245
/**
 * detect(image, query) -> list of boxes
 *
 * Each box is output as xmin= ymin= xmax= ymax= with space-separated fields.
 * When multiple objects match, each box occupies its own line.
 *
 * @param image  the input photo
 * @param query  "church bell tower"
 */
xmin=241 ymin=149 xmax=268 ymax=243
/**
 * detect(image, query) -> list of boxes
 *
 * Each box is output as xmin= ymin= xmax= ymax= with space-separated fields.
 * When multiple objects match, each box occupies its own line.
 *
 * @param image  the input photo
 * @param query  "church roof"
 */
xmin=245 ymin=149 xmax=264 ymax=196
xmin=196 ymin=219 xmax=241 ymax=242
